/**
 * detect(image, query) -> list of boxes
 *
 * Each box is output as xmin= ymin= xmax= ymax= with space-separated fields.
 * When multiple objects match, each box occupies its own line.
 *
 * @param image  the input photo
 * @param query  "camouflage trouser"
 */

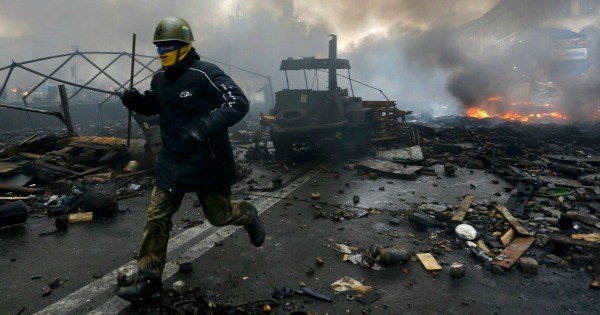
xmin=137 ymin=185 xmax=255 ymax=277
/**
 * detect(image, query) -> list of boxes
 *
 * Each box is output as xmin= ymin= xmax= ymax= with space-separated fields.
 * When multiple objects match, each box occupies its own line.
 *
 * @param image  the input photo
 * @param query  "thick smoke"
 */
xmin=405 ymin=28 xmax=521 ymax=111
xmin=403 ymin=1 xmax=600 ymax=121
xmin=0 ymin=0 xmax=502 ymax=116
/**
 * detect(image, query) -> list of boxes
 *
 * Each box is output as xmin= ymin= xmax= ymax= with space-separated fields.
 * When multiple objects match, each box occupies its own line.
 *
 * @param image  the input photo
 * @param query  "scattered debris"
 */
xmin=416 ymin=253 xmax=442 ymax=272
xmin=330 ymin=277 xmax=373 ymax=294
xmin=519 ymin=257 xmax=539 ymax=274
xmin=451 ymin=195 xmax=474 ymax=223
xmin=455 ymin=224 xmax=478 ymax=241
xmin=449 ymin=263 xmax=466 ymax=278
xmin=67 ymin=212 xmax=93 ymax=223
xmin=375 ymin=245 xmax=410 ymax=266
xmin=172 ymin=280 xmax=187 ymax=295
xmin=356 ymin=159 xmax=423 ymax=180
xmin=0 ymin=200 xmax=27 ymax=228
xmin=375 ymin=146 xmax=424 ymax=163
xmin=492 ymin=237 xmax=536 ymax=270
xmin=177 ymin=256 xmax=194 ymax=273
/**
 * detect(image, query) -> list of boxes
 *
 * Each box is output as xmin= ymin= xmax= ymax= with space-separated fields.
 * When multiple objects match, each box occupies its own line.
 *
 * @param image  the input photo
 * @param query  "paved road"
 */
xmin=1 ymin=159 xmax=598 ymax=314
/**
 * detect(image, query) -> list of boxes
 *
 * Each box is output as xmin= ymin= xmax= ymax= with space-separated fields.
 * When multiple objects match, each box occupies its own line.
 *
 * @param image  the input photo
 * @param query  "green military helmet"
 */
xmin=153 ymin=17 xmax=194 ymax=44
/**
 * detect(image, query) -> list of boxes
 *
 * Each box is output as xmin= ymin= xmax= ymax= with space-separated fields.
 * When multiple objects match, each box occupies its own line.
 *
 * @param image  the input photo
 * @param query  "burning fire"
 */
xmin=467 ymin=107 xmax=569 ymax=122
xmin=466 ymin=108 xmax=490 ymax=118
xmin=466 ymin=96 xmax=570 ymax=122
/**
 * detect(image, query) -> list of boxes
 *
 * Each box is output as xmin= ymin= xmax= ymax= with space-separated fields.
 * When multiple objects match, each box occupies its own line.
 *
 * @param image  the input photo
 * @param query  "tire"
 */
xmin=276 ymin=108 xmax=309 ymax=126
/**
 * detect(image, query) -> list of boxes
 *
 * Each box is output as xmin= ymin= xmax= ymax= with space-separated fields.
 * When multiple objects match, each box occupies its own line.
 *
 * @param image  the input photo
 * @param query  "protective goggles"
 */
xmin=155 ymin=41 xmax=185 ymax=55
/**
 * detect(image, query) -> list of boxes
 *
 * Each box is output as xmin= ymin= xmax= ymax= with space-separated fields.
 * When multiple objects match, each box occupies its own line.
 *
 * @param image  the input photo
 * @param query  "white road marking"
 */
xmin=36 ymin=160 xmax=328 ymax=315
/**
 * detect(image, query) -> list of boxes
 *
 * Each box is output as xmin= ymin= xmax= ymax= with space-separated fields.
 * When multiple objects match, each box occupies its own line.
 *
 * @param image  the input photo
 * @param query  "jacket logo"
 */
xmin=180 ymin=91 xmax=193 ymax=98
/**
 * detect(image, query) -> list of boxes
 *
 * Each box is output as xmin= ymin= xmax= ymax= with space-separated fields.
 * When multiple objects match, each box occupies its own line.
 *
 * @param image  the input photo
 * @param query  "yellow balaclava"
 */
xmin=158 ymin=43 xmax=192 ymax=67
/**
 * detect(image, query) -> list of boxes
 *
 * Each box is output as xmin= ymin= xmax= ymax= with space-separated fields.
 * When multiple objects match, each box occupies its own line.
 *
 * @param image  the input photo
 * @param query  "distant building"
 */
xmin=459 ymin=0 xmax=600 ymax=47
xmin=459 ymin=0 xmax=600 ymax=103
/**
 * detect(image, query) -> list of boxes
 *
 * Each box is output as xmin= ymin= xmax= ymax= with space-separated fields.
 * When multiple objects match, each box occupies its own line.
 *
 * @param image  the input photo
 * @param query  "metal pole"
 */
xmin=69 ymin=54 xmax=124 ymax=100
xmin=21 ymin=97 xmax=36 ymax=131
xmin=17 ymin=64 xmax=119 ymax=95
xmin=127 ymin=33 xmax=136 ymax=148
xmin=24 ymin=54 xmax=75 ymax=100
xmin=303 ymin=69 xmax=309 ymax=89
xmin=58 ymin=85 xmax=76 ymax=137
xmin=0 ymin=65 xmax=15 ymax=97
xmin=347 ymin=69 xmax=355 ymax=97
xmin=284 ymin=70 xmax=289 ymax=89
xmin=0 ymin=101 xmax=64 ymax=118
xmin=318 ymin=69 xmax=390 ymax=101
xmin=79 ymin=53 xmax=126 ymax=89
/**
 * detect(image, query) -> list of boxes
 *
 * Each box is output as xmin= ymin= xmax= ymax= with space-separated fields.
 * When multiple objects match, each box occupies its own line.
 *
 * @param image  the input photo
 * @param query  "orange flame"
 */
xmin=466 ymin=108 xmax=490 ymax=118
xmin=467 ymin=107 xmax=569 ymax=122
xmin=11 ymin=87 xmax=17 ymax=93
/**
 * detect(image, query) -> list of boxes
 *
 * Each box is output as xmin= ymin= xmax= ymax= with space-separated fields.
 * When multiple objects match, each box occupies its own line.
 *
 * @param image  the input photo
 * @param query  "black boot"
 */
xmin=117 ymin=276 xmax=162 ymax=303
xmin=240 ymin=202 xmax=265 ymax=247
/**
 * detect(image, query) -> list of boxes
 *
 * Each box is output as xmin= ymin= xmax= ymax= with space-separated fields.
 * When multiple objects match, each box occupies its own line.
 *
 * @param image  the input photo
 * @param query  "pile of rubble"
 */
xmin=0 ymin=132 xmax=153 ymax=231
xmin=322 ymin=120 xmax=600 ymax=288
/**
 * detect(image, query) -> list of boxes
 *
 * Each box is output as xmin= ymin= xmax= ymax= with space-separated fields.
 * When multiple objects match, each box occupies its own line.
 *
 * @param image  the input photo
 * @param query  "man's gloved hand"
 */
xmin=180 ymin=123 xmax=207 ymax=145
xmin=120 ymin=88 xmax=142 ymax=108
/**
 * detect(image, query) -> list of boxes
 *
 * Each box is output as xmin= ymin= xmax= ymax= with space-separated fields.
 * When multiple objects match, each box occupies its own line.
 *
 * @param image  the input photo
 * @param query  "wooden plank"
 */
xmin=0 ymin=133 xmax=38 ymax=158
xmin=0 ymin=184 xmax=44 ymax=194
xmin=549 ymin=233 xmax=600 ymax=249
xmin=18 ymin=152 xmax=42 ymax=159
xmin=97 ymin=149 xmax=120 ymax=164
xmin=477 ymin=239 xmax=495 ymax=257
xmin=492 ymin=237 xmax=535 ymax=270
xmin=416 ymin=253 xmax=442 ymax=271
xmin=451 ymin=195 xmax=474 ymax=223
xmin=0 ymin=196 xmax=30 ymax=201
xmin=115 ymin=169 xmax=152 ymax=179
xmin=34 ymin=160 xmax=79 ymax=176
xmin=66 ymin=165 xmax=110 ymax=180
xmin=571 ymin=234 xmax=600 ymax=242
xmin=0 ymin=162 xmax=20 ymax=175
xmin=371 ymin=136 xmax=401 ymax=142
xmin=501 ymin=228 xmax=516 ymax=246
xmin=494 ymin=204 xmax=531 ymax=236
xmin=563 ymin=213 xmax=600 ymax=229
xmin=68 ymin=142 xmax=114 ymax=151
xmin=56 ymin=146 xmax=77 ymax=155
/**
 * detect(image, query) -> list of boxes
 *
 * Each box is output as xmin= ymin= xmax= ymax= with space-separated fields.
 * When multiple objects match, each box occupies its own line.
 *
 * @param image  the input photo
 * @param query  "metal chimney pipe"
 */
xmin=328 ymin=34 xmax=337 ymax=91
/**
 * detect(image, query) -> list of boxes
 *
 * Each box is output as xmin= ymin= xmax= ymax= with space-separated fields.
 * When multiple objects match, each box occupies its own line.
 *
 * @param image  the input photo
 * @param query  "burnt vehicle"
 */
xmin=268 ymin=35 xmax=375 ymax=161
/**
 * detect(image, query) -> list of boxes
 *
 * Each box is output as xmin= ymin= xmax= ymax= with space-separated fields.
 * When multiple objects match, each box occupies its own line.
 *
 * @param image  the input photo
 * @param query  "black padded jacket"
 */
xmin=124 ymin=49 xmax=249 ymax=193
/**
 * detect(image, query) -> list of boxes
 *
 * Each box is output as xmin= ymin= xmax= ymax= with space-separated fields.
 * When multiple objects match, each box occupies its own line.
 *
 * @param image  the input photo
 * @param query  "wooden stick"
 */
xmin=494 ymin=204 xmax=531 ymax=236
xmin=451 ymin=195 xmax=474 ymax=223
